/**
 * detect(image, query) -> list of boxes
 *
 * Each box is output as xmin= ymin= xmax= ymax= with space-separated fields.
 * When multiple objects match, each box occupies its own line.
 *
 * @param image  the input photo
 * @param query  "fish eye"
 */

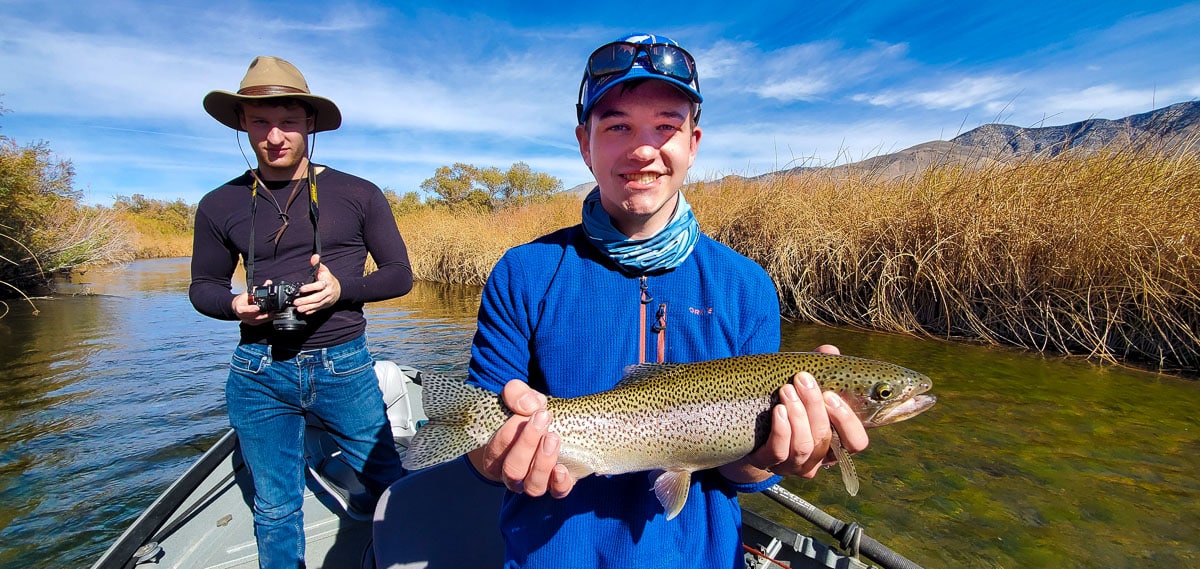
xmin=871 ymin=382 xmax=896 ymax=400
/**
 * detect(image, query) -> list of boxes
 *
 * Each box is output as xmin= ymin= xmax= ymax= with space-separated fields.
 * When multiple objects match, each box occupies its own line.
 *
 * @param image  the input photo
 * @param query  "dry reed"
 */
xmin=696 ymin=146 xmax=1200 ymax=374
xmin=121 ymin=214 xmax=192 ymax=259
xmin=399 ymin=147 xmax=1199 ymax=373
xmin=397 ymin=195 xmax=581 ymax=286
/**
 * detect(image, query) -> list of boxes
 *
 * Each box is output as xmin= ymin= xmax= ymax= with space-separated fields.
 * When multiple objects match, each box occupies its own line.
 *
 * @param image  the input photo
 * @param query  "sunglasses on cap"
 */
xmin=586 ymin=41 xmax=698 ymax=84
xmin=577 ymin=41 xmax=702 ymax=124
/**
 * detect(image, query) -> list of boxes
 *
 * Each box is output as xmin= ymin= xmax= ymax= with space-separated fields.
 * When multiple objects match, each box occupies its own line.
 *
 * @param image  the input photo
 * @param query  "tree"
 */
xmin=383 ymin=188 xmax=424 ymax=217
xmin=502 ymin=161 xmax=562 ymax=207
xmin=0 ymin=139 xmax=78 ymax=239
xmin=113 ymin=194 xmax=196 ymax=233
xmin=419 ymin=161 xmax=563 ymax=211
xmin=420 ymin=163 xmax=479 ymax=209
xmin=1 ymin=111 xmax=132 ymax=303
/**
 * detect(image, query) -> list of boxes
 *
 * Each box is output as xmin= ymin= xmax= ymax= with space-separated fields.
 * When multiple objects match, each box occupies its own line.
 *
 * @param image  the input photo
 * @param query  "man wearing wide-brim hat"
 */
xmin=189 ymin=55 xmax=412 ymax=569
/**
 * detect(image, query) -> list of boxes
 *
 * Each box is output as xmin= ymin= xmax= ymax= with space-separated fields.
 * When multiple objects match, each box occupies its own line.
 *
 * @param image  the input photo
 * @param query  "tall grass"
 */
xmin=119 ymin=213 xmax=193 ymax=259
xmin=398 ymin=195 xmax=581 ymax=286
xmin=695 ymin=146 xmax=1200 ymax=373
xmin=405 ymin=147 xmax=1200 ymax=374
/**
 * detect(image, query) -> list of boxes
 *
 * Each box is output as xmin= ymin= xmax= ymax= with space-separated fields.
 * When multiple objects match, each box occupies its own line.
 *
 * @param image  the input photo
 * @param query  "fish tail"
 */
xmin=401 ymin=374 xmax=508 ymax=471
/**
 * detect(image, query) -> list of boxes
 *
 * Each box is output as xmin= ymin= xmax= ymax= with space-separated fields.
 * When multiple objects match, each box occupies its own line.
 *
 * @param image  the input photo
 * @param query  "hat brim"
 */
xmin=203 ymin=90 xmax=342 ymax=133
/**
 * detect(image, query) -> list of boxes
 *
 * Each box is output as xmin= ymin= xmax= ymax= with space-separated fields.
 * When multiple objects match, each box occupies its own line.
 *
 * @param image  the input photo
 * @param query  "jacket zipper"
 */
xmin=638 ymin=276 xmax=667 ymax=363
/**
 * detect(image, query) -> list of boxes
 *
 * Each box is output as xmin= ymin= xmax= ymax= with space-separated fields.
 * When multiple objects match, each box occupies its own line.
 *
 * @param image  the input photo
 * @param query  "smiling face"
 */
xmin=238 ymin=100 xmax=314 ymax=180
xmin=575 ymin=80 xmax=702 ymax=239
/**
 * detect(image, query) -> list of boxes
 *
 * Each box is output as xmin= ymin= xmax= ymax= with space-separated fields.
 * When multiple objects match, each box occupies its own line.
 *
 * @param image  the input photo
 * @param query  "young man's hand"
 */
xmin=467 ymin=380 xmax=577 ymax=499
xmin=232 ymin=289 xmax=270 ymax=326
xmin=295 ymin=254 xmax=342 ymax=314
xmin=719 ymin=344 xmax=870 ymax=484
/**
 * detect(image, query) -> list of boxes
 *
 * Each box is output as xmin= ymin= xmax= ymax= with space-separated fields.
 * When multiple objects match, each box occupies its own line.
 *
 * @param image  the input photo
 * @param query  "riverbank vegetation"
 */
xmin=400 ymin=146 xmax=1199 ymax=374
xmin=5 ymin=123 xmax=1196 ymax=373
xmin=111 ymin=194 xmax=195 ymax=259
xmin=697 ymin=146 xmax=1198 ymax=374
xmin=0 ymin=118 xmax=200 ymax=314
xmin=0 ymin=135 xmax=134 ymax=314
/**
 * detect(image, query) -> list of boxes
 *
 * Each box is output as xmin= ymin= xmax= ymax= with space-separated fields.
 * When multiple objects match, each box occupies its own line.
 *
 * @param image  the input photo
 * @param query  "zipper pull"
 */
xmin=639 ymin=275 xmax=653 ymax=304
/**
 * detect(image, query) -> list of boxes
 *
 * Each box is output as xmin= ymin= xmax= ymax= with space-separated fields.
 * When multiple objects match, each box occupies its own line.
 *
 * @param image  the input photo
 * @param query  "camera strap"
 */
xmin=245 ymin=164 xmax=321 ymax=291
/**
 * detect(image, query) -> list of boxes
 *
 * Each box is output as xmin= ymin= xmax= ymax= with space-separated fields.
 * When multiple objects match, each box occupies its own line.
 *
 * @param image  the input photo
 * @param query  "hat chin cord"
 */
xmin=234 ymin=109 xmax=321 ymax=181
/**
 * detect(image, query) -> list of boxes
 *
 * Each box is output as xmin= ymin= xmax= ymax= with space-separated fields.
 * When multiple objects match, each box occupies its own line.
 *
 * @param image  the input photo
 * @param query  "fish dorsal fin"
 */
xmin=617 ymin=363 xmax=683 ymax=388
xmin=651 ymin=469 xmax=693 ymax=520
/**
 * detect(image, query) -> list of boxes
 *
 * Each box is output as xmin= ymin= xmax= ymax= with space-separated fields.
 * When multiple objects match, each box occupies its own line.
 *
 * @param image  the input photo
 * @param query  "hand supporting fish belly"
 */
xmin=403 ymin=352 xmax=937 ymax=520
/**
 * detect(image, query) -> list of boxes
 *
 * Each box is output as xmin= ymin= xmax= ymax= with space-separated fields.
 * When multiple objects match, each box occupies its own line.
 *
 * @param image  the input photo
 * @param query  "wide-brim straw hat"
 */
xmin=203 ymin=56 xmax=342 ymax=133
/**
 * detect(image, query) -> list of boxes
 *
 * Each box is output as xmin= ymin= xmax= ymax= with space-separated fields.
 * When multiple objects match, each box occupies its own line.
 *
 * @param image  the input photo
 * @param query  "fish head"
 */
xmin=840 ymin=368 xmax=937 ymax=428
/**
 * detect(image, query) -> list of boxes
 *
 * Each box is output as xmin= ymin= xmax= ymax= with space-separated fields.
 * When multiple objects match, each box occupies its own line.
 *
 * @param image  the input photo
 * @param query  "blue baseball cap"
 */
xmin=576 ymin=33 xmax=703 ymax=124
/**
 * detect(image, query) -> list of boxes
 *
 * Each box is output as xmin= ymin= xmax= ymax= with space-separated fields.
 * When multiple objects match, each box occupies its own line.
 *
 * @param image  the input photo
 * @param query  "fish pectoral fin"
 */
xmin=651 ymin=469 xmax=692 ymax=520
xmin=830 ymin=428 xmax=860 ymax=497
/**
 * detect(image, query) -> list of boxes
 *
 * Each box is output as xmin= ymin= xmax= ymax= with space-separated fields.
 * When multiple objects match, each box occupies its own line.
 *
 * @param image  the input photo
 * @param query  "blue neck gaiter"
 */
xmin=580 ymin=187 xmax=699 ymax=275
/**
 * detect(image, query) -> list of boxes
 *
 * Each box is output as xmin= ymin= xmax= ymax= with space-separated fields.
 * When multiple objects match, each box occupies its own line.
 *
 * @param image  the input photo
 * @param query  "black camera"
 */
xmin=251 ymin=281 xmax=305 ymax=331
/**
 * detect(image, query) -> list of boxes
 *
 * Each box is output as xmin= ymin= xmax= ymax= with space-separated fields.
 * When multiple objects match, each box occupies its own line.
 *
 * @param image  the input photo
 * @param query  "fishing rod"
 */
xmin=762 ymin=484 xmax=925 ymax=569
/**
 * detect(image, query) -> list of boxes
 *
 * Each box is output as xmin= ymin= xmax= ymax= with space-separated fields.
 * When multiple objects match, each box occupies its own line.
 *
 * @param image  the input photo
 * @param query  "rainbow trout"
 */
xmin=403 ymin=352 xmax=936 ymax=519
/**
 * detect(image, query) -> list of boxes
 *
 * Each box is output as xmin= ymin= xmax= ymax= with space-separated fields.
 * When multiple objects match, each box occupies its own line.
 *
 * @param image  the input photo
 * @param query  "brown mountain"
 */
xmin=771 ymin=100 xmax=1200 ymax=180
xmin=560 ymin=101 xmax=1200 ymax=190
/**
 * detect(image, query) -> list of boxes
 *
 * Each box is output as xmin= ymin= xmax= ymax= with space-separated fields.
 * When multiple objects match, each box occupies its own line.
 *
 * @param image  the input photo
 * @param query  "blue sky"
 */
xmin=2 ymin=1 xmax=1198 ymax=206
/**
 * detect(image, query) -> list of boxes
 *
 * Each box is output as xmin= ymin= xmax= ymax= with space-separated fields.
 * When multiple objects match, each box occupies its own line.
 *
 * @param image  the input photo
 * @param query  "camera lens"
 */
xmin=272 ymin=306 xmax=305 ymax=332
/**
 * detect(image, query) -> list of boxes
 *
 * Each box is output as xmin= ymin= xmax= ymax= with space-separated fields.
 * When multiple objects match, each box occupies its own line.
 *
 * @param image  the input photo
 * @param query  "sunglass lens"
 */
xmin=648 ymin=45 xmax=694 ymax=81
xmin=589 ymin=43 xmax=638 ymax=77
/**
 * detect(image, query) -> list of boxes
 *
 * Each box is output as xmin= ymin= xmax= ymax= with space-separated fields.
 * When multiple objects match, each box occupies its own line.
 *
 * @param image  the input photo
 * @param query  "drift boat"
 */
xmin=91 ymin=362 xmax=919 ymax=569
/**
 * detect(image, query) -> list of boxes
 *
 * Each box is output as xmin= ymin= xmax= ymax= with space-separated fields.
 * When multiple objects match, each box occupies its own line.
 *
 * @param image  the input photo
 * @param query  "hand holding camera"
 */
xmin=239 ymin=256 xmax=340 ymax=332
xmin=291 ymin=254 xmax=342 ymax=315
xmin=251 ymin=280 xmax=306 ymax=331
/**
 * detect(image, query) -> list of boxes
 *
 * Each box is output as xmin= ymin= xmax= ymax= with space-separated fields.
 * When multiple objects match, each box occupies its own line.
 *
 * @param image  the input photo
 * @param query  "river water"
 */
xmin=0 ymin=258 xmax=1196 ymax=568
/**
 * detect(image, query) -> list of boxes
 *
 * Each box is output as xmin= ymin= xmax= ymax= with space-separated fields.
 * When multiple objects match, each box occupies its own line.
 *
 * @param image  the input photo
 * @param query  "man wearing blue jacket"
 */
xmin=464 ymin=33 xmax=870 ymax=568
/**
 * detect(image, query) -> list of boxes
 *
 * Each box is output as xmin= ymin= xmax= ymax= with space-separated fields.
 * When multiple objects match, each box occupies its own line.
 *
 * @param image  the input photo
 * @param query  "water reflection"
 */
xmin=0 ymin=260 xmax=234 ymax=569
xmin=0 ymin=259 xmax=481 ymax=568
xmin=747 ymin=322 xmax=1200 ymax=567
xmin=367 ymin=281 xmax=483 ymax=376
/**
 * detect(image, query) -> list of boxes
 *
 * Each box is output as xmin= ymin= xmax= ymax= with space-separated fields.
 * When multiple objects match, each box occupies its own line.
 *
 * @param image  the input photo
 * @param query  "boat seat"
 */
xmin=373 ymin=458 xmax=506 ymax=568
xmin=374 ymin=360 xmax=427 ymax=444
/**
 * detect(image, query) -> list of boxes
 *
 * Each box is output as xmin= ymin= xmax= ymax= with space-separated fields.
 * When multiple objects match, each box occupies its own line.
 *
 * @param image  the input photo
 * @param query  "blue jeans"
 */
xmin=226 ymin=335 xmax=403 ymax=569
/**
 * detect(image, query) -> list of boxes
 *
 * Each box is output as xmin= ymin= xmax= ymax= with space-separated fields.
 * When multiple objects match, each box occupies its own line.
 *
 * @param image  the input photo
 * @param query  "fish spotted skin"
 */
xmin=403 ymin=352 xmax=936 ymax=519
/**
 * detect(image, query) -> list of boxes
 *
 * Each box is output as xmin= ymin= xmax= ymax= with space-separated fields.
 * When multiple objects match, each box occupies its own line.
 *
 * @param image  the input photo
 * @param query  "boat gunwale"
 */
xmin=90 ymin=429 xmax=240 ymax=569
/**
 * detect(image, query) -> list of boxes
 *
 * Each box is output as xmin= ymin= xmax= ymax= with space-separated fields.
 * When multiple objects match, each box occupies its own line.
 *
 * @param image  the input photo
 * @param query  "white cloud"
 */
xmin=1037 ymin=84 xmax=1189 ymax=119
xmin=853 ymin=75 xmax=1019 ymax=111
xmin=753 ymin=77 xmax=834 ymax=102
xmin=691 ymin=117 xmax=947 ymax=179
xmin=697 ymin=39 xmax=911 ymax=103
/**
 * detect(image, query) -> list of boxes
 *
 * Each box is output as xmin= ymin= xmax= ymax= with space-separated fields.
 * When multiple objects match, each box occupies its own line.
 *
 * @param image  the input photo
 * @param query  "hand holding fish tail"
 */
xmin=465 ymin=380 xmax=577 ymax=498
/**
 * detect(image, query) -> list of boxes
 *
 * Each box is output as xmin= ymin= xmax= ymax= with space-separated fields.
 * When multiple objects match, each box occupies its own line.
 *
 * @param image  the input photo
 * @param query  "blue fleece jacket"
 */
xmin=467 ymin=225 xmax=782 ymax=569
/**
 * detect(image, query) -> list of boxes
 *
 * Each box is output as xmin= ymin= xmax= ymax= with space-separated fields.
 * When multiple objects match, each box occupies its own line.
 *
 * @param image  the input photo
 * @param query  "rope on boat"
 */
xmin=741 ymin=544 xmax=792 ymax=569
xmin=840 ymin=521 xmax=863 ymax=558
